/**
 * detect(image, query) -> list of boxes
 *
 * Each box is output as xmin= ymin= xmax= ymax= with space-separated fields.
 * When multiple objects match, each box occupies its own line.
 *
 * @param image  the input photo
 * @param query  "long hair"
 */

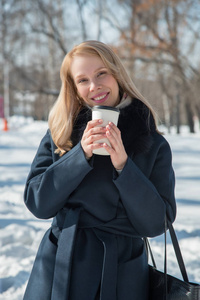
xmin=48 ymin=40 xmax=158 ymax=156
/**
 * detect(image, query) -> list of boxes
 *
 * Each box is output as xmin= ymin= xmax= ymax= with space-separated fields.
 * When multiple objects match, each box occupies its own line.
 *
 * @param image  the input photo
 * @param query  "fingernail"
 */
xmin=99 ymin=119 xmax=103 ymax=123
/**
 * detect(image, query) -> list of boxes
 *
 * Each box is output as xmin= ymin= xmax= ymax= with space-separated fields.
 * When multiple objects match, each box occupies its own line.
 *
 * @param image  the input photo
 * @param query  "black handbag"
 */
xmin=145 ymin=219 xmax=200 ymax=300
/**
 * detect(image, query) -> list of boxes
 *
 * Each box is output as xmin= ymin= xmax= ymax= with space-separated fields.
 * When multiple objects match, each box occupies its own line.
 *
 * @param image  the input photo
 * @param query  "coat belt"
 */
xmin=93 ymin=229 xmax=118 ymax=300
xmin=51 ymin=207 xmax=82 ymax=300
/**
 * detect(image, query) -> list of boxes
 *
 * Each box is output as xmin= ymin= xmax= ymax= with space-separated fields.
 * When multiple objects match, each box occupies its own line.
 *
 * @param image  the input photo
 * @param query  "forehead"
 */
xmin=70 ymin=54 xmax=106 ymax=77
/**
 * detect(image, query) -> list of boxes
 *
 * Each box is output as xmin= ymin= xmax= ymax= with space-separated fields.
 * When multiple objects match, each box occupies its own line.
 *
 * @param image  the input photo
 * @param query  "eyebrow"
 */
xmin=74 ymin=67 xmax=108 ymax=80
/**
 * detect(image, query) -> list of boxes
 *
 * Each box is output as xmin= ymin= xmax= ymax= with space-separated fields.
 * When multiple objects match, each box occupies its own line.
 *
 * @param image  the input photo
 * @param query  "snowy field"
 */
xmin=0 ymin=117 xmax=200 ymax=299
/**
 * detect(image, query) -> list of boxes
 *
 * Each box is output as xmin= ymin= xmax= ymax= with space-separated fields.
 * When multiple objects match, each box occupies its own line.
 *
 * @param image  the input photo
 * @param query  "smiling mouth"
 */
xmin=93 ymin=93 xmax=109 ymax=103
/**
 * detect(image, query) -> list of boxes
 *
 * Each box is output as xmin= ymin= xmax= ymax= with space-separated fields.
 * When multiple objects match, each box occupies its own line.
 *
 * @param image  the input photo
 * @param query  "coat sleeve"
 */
xmin=113 ymin=134 xmax=176 ymax=238
xmin=24 ymin=130 xmax=93 ymax=219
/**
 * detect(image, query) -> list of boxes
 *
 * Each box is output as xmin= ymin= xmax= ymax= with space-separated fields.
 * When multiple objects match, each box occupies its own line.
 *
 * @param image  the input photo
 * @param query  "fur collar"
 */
xmin=71 ymin=98 xmax=156 ymax=156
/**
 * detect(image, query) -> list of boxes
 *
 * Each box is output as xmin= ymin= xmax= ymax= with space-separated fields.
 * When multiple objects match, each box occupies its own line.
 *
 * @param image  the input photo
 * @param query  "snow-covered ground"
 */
xmin=0 ymin=118 xmax=200 ymax=299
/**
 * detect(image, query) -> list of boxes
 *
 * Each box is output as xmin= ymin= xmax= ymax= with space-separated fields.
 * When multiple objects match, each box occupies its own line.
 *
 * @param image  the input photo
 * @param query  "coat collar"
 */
xmin=117 ymin=98 xmax=156 ymax=155
xmin=71 ymin=98 xmax=156 ymax=156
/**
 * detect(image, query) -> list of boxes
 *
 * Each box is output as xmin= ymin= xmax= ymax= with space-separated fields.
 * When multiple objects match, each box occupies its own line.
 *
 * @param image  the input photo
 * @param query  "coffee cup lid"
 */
xmin=92 ymin=105 xmax=119 ymax=112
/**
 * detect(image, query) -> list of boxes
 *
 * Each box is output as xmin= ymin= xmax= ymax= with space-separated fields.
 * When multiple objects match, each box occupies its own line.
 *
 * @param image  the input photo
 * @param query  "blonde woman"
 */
xmin=23 ymin=40 xmax=176 ymax=300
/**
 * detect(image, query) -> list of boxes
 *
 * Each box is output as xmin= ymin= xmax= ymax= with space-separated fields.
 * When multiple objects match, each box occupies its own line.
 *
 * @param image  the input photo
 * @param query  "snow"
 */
xmin=0 ymin=117 xmax=200 ymax=299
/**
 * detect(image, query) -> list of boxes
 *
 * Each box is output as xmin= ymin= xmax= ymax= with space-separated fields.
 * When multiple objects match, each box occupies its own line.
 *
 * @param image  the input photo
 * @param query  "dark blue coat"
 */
xmin=23 ymin=100 xmax=176 ymax=300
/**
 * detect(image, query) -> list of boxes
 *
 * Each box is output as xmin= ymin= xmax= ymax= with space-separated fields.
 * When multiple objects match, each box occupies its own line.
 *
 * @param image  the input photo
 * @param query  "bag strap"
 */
xmin=144 ymin=237 xmax=157 ymax=268
xmin=146 ymin=218 xmax=189 ymax=283
xmin=167 ymin=220 xmax=189 ymax=282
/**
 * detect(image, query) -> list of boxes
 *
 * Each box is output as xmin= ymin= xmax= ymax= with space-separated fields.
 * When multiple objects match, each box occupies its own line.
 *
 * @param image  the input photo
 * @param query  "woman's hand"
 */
xmin=104 ymin=122 xmax=128 ymax=170
xmin=81 ymin=119 xmax=106 ymax=159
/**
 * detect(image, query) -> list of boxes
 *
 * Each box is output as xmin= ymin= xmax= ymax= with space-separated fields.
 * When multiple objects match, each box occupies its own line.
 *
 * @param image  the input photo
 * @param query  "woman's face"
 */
xmin=70 ymin=54 xmax=120 ymax=107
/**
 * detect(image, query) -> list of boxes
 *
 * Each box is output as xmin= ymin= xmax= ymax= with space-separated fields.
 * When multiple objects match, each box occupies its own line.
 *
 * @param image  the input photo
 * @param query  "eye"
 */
xmin=78 ymin=78 xmax=88 ymax=84
xmin=97 ymin=71 xmax=107 ymax=77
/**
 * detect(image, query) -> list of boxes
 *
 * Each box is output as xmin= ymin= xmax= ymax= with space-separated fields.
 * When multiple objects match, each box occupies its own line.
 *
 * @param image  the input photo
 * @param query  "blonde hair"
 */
xmin=48 ymin=40 xmax=157 ymax=156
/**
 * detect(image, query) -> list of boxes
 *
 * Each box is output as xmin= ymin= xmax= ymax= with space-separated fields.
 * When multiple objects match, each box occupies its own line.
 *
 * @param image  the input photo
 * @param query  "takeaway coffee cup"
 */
xmin=92 ymin=106 xmax=120 ymax=155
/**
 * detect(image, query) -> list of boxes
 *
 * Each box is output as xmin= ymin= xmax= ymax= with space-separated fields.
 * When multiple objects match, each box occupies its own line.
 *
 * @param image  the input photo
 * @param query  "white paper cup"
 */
xmin=92 ymin=106 xmax=120 ymax=155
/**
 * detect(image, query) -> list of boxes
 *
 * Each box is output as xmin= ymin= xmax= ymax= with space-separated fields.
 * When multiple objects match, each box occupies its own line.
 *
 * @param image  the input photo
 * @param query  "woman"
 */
xmin=23 ymin=40 xmax=176 ymax=300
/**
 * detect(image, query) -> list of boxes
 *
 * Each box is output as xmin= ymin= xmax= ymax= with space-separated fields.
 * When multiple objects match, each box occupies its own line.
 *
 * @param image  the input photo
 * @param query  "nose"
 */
xmin=89 ymin=79 xmax=101 ymax=92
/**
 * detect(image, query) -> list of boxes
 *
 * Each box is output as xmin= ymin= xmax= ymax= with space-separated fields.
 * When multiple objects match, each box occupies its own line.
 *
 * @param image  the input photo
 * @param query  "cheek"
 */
xmin=77 ymin=86 xmax=87 ymax=98
xmin=112 ymin=79 xmax=119 ymax=95
xmin=107 ymin=76 xmax=119 ymax=91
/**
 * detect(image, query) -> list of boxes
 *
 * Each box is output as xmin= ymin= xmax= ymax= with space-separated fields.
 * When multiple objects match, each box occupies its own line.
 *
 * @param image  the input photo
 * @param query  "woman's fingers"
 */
xmin=82 ymin=120 xmax=128 ymax=169
xmin=104 ymin=122 xmax=128 ymax=170
xmin=85 ymin=119 xmax=103 ymax=132
xmin=105 ymin=122 xmax=121 ymax=147
xmin=81 ymin=119 xmax=106 ymax=158
xmin=88 ymin=125 xmax=107 ymax=137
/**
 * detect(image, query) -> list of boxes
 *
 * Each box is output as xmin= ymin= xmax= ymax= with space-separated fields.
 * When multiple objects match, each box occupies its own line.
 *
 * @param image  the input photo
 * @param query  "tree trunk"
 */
xmin=185 ymin=102 xmax=195 ymax=133
xmin=176 ymin=93 xmax=180 ymax=134
xmin=162 ymin=94 xmax=171 ymax=133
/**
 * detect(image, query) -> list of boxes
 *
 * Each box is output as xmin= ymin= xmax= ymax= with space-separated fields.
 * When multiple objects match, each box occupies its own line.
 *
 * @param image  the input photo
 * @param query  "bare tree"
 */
xmin=102 ymin=0 xmax=200 ymax=132
xmin=1 ymin=0 xmax=199 ymax=125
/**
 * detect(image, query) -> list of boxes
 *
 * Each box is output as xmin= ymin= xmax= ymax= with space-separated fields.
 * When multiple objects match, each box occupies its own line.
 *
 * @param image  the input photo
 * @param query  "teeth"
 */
xmin=94 ymin=94 xmax=106 ymax=101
